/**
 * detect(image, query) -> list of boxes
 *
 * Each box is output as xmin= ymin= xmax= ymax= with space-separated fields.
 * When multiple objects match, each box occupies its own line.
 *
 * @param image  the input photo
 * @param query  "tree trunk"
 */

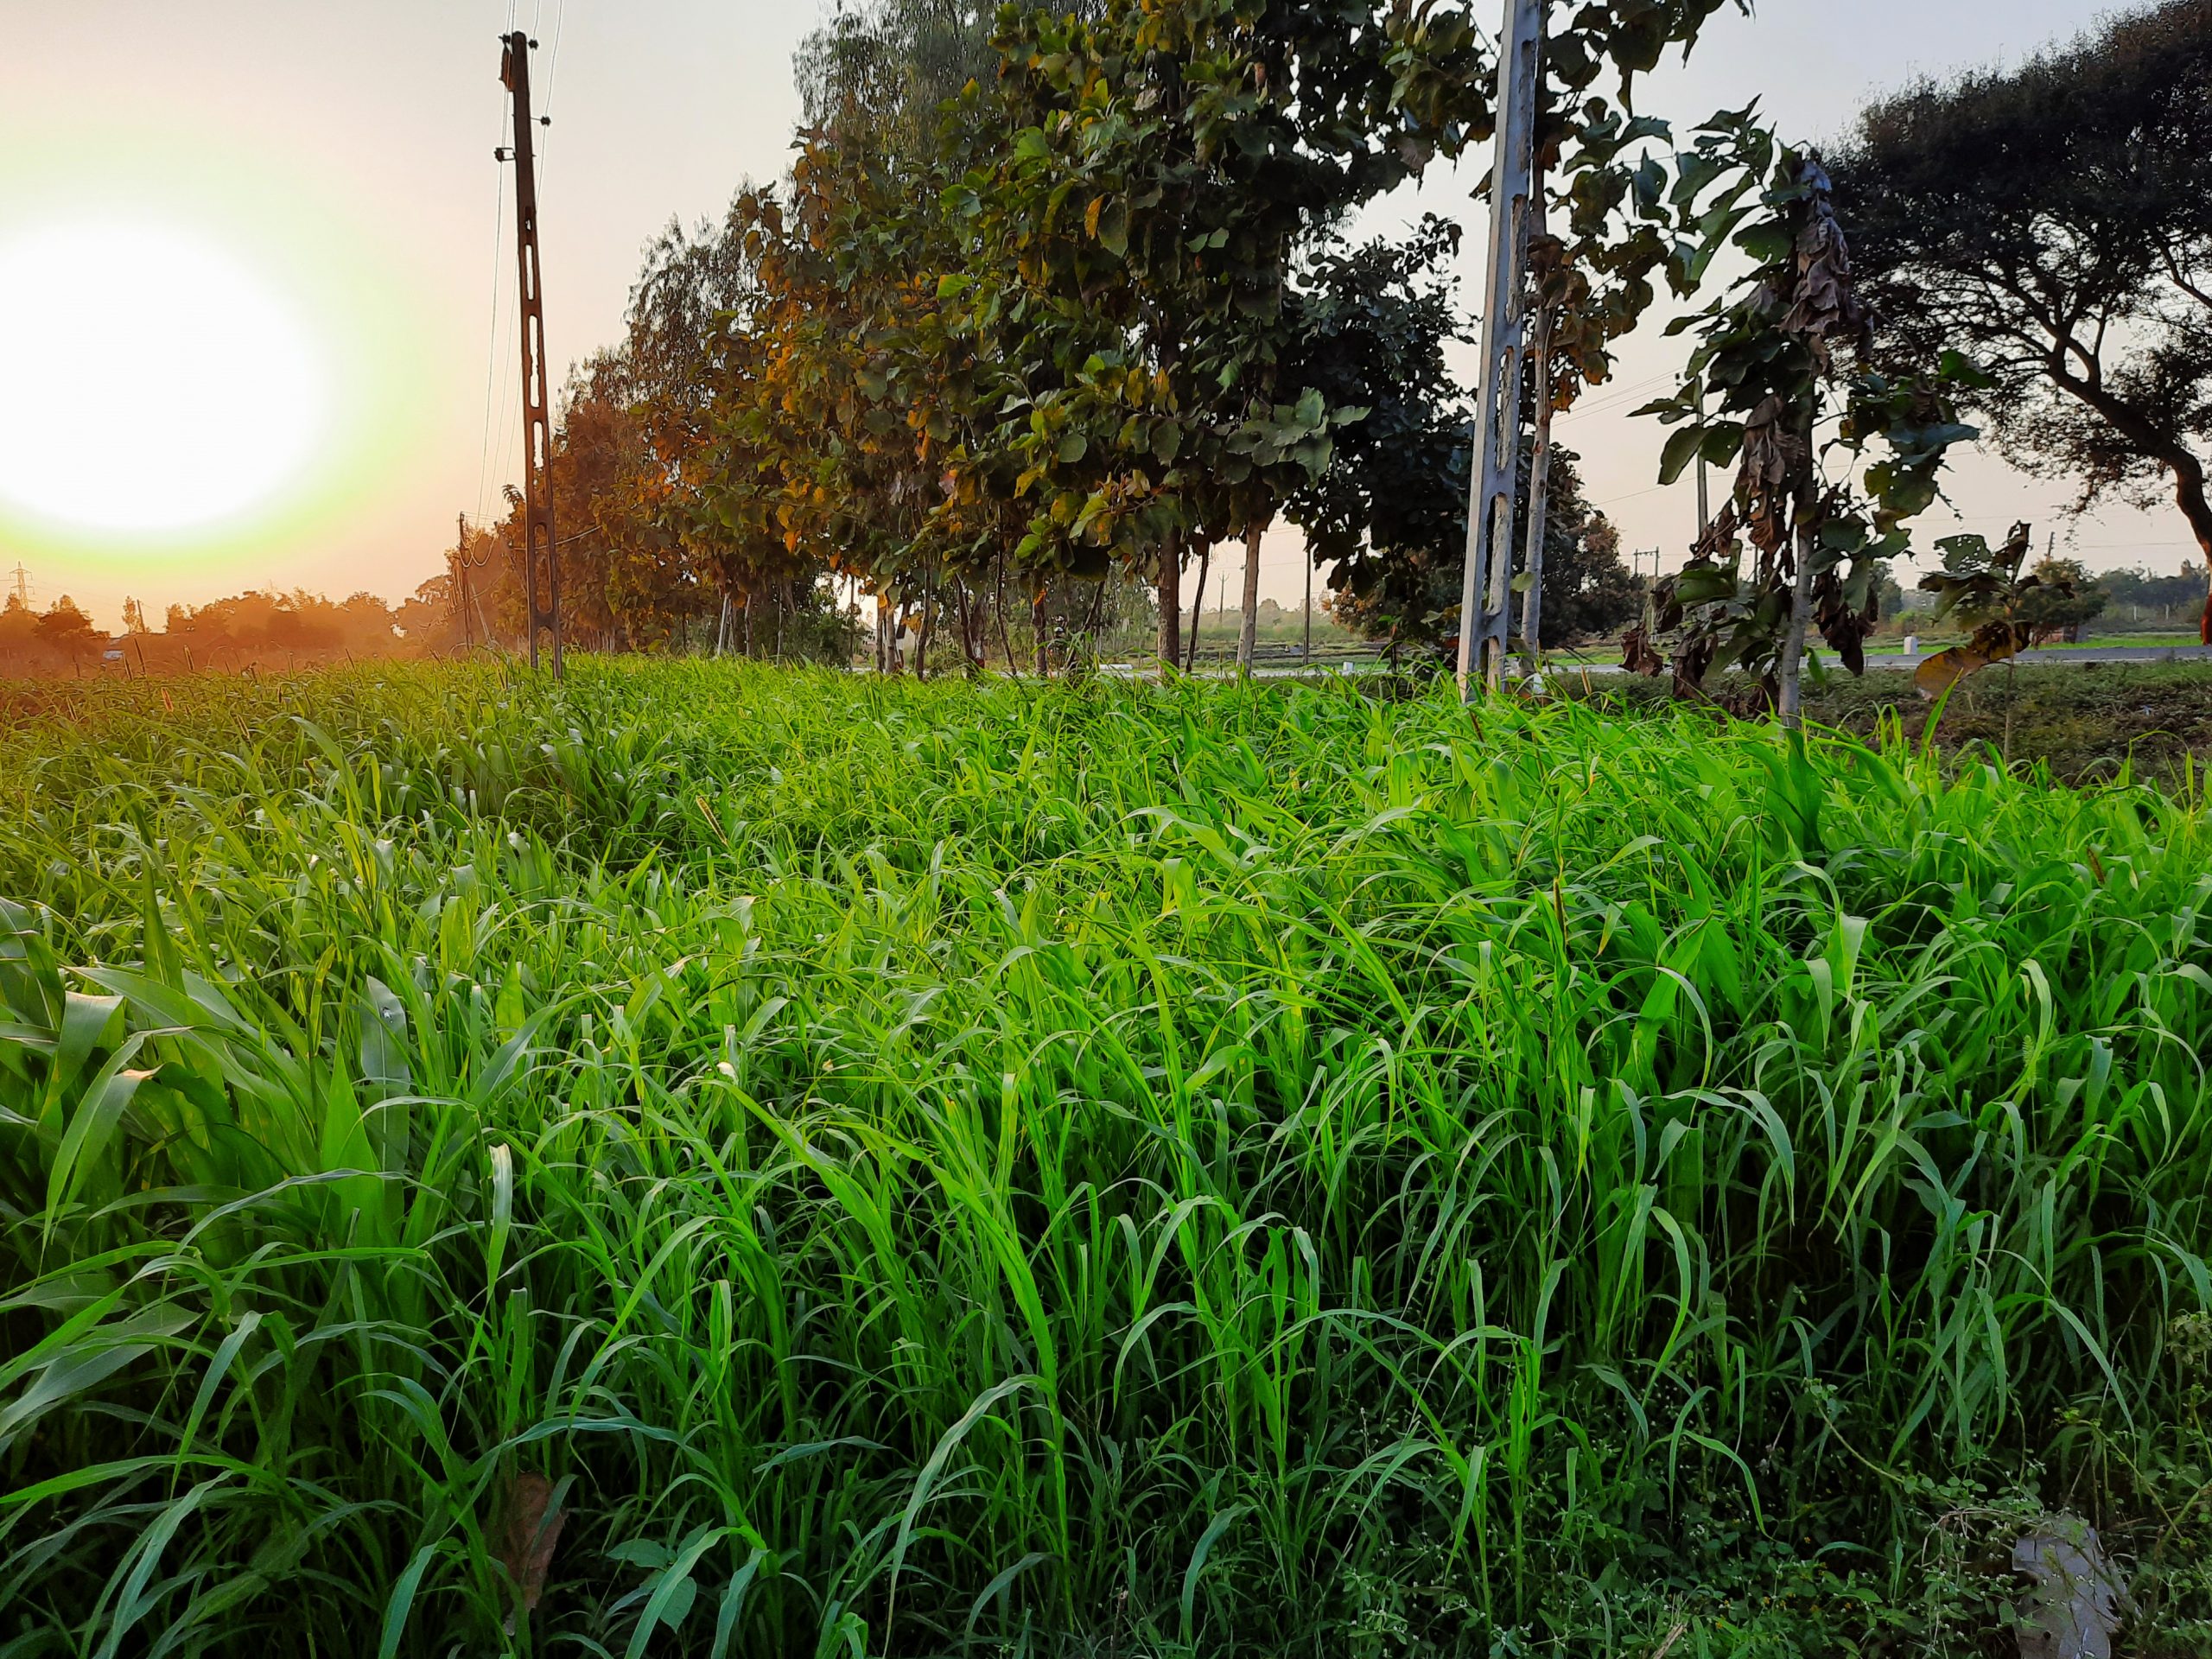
xmin=993 ymin=555 xmax=1021 ymax=677
xmin=1777 ymin=476 xmax=1820 ymax=728
xmin=1519 ymin=303 xmax=1560 ymax=678
xmin=1236 ymin=522 xmax=1263 ymax=678
xmin=1033 ymin=582 xmax=1050 ymax=677
xmin=1185 ymin=538 xmax=1211 ymax=673
xmin=1080 ymin=575 xmax=1109 ymax=670
xmin=2183 ymin=467 xmax=2212 ymax=644
xmin=1303 ymin=552 xmax=1313 ymax=670
xmin=917 ymin=561 xmax=934 ymax=681
xmin=1157 ymin=531 xmax=1182 ymax=675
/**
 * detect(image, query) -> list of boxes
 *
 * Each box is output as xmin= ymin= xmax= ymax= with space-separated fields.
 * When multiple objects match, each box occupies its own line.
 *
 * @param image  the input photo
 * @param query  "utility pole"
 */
xmin=7 ymin=563 xmax=27 ymax=608
xmin=450 ymin=512 xmax=474 ymax=650
xmin=498 ymin=31 xmax=560 ymax=676
xmin=1456 ymin=0 xmax=1545 ymax=699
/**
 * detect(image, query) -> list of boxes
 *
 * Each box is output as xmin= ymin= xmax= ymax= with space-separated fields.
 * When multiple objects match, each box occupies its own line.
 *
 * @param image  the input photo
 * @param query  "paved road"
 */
xmin=1122 ymin=644 xmax=2212 ymax=680
xmin=1562 ymin=643 xmax=2212 ymax=677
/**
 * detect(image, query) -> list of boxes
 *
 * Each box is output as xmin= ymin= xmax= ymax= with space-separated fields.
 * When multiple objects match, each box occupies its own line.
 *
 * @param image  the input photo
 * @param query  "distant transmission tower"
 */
xmin=497 ymin=31 xmax=561 ymax=676
xmin=7 ymin=563 xmax=28 ymax=607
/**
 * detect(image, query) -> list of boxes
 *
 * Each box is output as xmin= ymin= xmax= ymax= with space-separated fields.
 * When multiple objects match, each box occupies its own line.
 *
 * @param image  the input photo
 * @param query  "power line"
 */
xmin=474 ymin=165 xmax=509 ymax=528
xmin=1553 ymin=372 xmax=1676 ymax=424
xmin=539 ymin=0 xmax=567 ymax=144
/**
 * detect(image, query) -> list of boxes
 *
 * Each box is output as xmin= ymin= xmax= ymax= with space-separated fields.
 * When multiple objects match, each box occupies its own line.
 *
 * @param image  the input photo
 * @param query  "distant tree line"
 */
xmin=0 ymin=588 xmax=440 ymax=676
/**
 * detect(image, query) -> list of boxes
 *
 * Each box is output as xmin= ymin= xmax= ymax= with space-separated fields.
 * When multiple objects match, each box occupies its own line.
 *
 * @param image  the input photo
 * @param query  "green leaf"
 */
xmin=1735 ymin=219 xmax=1794 ymax=264
xmin=378 ymin=1546 xmax=440 ymax=1659
xmin=45 ymin=1037 xmax=152 ymax=1236
xmin=624 ymin=1526 xmax=726 ymax=1659
xmin=1181 ymin=1504 xmax=1249 ymax=1643
xmin=1096 ymin=201 xmax=1128 ymax=258
xmin=1658 ymin=423 xmax=1707 ymax=486
xmin=1699 ymin=422 xmax=1745 ymax=467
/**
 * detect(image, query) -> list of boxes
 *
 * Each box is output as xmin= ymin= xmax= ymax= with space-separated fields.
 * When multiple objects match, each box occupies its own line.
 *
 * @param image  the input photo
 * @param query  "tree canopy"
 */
xmin=1831 ymin=0 xmax=2212 ymax=642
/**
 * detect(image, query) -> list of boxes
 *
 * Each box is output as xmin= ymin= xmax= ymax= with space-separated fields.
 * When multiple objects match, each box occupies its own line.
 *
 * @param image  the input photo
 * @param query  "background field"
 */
xmin=3 ymin=662 xmax=2210 ymax=1656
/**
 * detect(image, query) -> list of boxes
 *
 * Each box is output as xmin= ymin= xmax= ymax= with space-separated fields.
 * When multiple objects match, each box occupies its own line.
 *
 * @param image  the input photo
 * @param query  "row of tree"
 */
xmin=500 ymin=0 xmax=2210 ymax=694
xmin=449 ymin=0 xmax=1751 ymax=677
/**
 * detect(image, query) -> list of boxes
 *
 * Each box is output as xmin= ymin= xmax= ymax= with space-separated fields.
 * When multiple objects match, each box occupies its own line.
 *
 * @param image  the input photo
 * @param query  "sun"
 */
xmin=0 ymin=220 xmax=326 ymax=535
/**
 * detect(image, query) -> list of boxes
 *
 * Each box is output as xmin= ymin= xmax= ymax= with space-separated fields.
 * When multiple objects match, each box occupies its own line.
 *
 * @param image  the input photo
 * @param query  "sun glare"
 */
xmin=0 ymin=221 xmax=324 ymax=534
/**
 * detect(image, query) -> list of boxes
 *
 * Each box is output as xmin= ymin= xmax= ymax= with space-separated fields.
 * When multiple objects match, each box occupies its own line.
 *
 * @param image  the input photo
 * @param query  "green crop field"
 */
xmin=3 ymin=661 xmax=2210 ymax=1657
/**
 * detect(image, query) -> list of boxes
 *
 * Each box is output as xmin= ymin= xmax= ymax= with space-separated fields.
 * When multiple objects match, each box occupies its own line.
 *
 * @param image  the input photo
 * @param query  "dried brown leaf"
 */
xmin=496 ymin=1471 xmax=567 ymax=1616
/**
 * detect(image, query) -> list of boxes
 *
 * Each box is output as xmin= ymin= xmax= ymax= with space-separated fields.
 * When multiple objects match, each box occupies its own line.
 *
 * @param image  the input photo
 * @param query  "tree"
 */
xmin=33 ymin=596 xmax=102 ymax=669
xmin=1533 ymin=468 xmax=1642 ymax=645
xmin=0 ymin=593 xmax=35 ymax=662
xmin=2015 ymin=556 xmax=2107 ymax=642
xmin=1831 ymin=0 xmax=2212 ymax=644
xmin=966 ymin=0 xmax=1515 ymax=676
xmin=1913 ymin=523 xmax=2094 ymax=753
xmin=1629 ymin=114 xmax=1980 ymax=721
xmin=1287 ymin=219 xmax=1635 ymax=659
xmin=2099 ymin=561 xmax=2211 ymax=626
xmin=1285 ymin=220 xmax=1473 ymax=660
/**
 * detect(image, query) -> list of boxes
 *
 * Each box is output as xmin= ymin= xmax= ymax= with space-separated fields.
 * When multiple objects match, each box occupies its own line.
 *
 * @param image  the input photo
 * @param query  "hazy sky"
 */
xmin=0 ymin=0 xmax=2194 ymax=628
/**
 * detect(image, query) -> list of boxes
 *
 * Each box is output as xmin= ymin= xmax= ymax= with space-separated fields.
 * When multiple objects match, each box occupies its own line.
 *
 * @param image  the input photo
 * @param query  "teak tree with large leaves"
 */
xmin=1627 ymin=113 xmax=1980 ymax=721
xmin=1912 ymin=522 xmax=2091 ymax=754
xmin=950 ymin=0 xmax=1457 ymax=674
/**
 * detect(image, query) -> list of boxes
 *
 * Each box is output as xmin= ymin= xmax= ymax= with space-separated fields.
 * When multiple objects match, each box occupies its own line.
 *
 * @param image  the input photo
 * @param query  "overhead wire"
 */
xmin=1553 ymin=372 xmax=1676 ymax=424
xmin=484 ymin=3 xmax=533 ymax=537
xmin=1592 ymin=482 xmax=1673 ymax=509
xmin=480 ymin=0 xmax=565 ymax=536
xmin=473 ymin=124 xmax=509 ymax=529
xmin=474 ymin=0 xmax=526 ymax=531
xmin=539 ymin=0 xmax=567 ymax=166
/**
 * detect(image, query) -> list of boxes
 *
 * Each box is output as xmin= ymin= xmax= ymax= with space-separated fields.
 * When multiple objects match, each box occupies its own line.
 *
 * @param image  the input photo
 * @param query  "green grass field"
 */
xmin=3 ymin=661 xmax=2210 ymax=1656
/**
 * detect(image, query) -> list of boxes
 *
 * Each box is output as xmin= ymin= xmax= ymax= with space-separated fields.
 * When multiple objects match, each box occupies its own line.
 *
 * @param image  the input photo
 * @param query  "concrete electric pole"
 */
xmin=499 ymin=31 xmax=561 ymax=676
xmin=1456 ymin=0 xmax=1545 ymax=699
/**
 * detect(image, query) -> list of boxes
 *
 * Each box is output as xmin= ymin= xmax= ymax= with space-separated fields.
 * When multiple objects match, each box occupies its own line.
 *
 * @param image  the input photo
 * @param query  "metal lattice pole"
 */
xmin=499 ymin=32 xmax=561 ymax=676
xmin=1456 ymin=0 xmax=1544 ymax=699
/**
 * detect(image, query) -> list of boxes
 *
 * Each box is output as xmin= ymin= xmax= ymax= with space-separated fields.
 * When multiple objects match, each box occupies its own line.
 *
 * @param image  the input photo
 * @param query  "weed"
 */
xmin=1 ymin=660 xmax=2208 ymax=1656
